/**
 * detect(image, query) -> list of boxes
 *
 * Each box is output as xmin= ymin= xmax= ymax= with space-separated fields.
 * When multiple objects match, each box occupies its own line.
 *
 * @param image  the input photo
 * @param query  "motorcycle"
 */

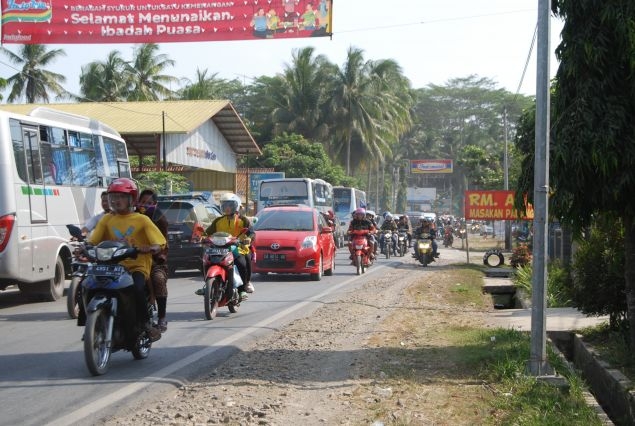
xmin=397 ymin=230 xmax=409 ymax=257
xmin=80 ymin=240 xmax=155 ymax=376
xmin=349 ymin=229 xmax=373 ymax=275
xmin=66 ymin=224 xmax=90 ymax=319
xmin=380 ymin=229 xmax=396 ymax=259
xmin=414 ymin=236 xmax=435 ymax=267
xmin=201 ymin=231 xmax=246 ymax=320
xmin=443 ymin=228 xmax=454 ymax=248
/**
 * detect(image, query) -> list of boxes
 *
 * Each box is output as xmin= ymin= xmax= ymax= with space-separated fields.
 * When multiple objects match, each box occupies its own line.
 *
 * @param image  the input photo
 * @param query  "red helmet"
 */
xmin=107 ymin=178 xmax=139 ymax=200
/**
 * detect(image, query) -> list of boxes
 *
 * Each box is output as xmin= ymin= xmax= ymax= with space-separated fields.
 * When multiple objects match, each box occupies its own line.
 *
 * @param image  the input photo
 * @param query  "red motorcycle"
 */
xmin=200 ymin=231 xmax=246 ymax=320
xmin=349 ymin=229 xmax=373 ymax=275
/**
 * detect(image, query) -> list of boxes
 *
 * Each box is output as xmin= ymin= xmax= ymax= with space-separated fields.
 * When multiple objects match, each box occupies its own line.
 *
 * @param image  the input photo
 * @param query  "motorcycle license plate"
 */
xmin=88 ymin=264 xmax=125 ymax=277
xmin=354 ymin=245 xmax=365 ymax=250
xmin=264 ymin=253 xmax=286 ymax=262
xmin=206 ymin=247 xmax=229 ymax=255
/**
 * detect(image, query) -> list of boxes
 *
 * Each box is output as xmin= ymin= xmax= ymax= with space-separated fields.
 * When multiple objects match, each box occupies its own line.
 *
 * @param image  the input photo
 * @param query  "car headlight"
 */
xmin=302 ymin=236 xmax=317 ymax=249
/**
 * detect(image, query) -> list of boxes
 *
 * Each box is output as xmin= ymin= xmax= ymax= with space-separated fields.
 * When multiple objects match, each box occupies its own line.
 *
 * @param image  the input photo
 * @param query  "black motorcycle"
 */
xmin=79 ymin=240 xmax=155 ymax=376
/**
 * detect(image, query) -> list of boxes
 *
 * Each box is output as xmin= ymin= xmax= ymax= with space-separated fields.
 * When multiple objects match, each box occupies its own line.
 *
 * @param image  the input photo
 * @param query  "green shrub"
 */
xmin=511 ymin=261 xmax=573 ymax=307
xmin=571 ymin=219 xmax=626 ymax=330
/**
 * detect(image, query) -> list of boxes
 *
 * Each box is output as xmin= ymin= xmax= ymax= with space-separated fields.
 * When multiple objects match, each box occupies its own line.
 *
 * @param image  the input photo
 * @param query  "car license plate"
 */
xmin=88 ymin=264 xmax=125 ymax=277
xmin=264 ymin=253 xmax=286 ymax=262
xmin=206 ymin=247 xmax=229 ymax=255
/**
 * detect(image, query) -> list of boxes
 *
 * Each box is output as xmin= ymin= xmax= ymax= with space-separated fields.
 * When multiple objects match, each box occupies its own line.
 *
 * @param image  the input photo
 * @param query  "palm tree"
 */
xmin=178 ymin=68 xmax=244 ymax=101
xmin=268 ymin=47 xmax=335 ymax=143
xmin=2 ymin=44 xmax=67 ymax=103
xmin=329 ymin=47 xmax=413 ymax=175
xmin=126 ymin=43 xmax=178 ymax=101
xmin=78 ymin=50 xmax=130 ymax=102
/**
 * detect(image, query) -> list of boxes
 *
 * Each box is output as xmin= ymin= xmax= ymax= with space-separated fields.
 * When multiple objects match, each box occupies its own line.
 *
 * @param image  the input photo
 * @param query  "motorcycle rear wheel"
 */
xmin=84 ymin=308 xmax=111 ymax=376
xmin=132 ymin=331 xmax=152 ymax=360
xmin=356 ymin=255 xmax=362 ymax=275
xmin=66 ymin=276 xmax=82 ymax=319
xmin=204 ymin=278 xmax=221 ymax=320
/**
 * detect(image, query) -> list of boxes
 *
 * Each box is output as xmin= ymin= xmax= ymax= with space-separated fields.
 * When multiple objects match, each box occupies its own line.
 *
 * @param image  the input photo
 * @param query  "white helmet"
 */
xmin=220 ymin=193 xmax=241 ymax=215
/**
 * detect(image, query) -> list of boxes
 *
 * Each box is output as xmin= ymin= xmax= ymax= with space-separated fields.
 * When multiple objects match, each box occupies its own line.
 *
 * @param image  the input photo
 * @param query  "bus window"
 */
xmin=11 ymin=120 xmax=28 ymax=182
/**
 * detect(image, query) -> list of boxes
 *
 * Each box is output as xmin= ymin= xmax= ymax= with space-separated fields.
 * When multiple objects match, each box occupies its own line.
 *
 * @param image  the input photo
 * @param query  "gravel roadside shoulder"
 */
xmin=102 ymin=250 xmax=493 ymax=426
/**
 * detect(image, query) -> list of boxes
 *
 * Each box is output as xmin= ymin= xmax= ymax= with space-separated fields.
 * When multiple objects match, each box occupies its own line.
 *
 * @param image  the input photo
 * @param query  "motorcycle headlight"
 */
xmin=95 ymin=246 xmax=119 ymax=261
xmin=302 ymin=236 xmax=317 ymax=249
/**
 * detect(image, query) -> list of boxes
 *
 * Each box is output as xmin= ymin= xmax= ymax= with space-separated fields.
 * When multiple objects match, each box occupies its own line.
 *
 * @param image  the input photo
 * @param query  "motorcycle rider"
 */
xmin=81 ymin=191 xmax=111 ymax=236
xmin=88 ymin=178 xmax=166 ymax=342
xmin=379 ymin=212 xmax=398 ymax=256
xmin=137 ymin=188 xmax=170 ymax=333
xmin=347 ymin=208 xmax=376 ymax=260
xmin=413 ymin=217 xmax=439 ymax=258
xmin=365 ymin=210 xmax=379 ymax=255
xmin=199 ymin=193 xmax=254 ymax=299
xmin=397 ymin=214 xmax=413 ymax=247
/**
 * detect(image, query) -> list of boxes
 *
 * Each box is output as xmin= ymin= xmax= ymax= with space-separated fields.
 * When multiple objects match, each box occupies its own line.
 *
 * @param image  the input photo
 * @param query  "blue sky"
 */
xmin=0 ymin=0 xmax=564 ymax=99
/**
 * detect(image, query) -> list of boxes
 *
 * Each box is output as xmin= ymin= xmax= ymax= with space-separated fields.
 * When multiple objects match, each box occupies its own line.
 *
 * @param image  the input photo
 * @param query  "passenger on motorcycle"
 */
xmin=365 ymin=210 xmax=379 ymax=255
xmin=379 ymin=212 xmax=398 ymax=255
xmin=137 ymin=188 xmax=170 ymax=333
xmin=347 ymin=208 xmax=376 ymax=260
xmin=202 ymin=193 xmax=254 ymax=299
xmin=88 ymin=178 xmax=166 ymax=342
xmin=397 ymin=215 xmax=413 ymax=247
xmin=414 ymin=217 xmax=439 ymax=258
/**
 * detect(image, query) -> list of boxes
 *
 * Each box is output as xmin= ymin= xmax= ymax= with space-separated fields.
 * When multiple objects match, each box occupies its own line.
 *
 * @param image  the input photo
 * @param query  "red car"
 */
xmin=252 ymin=205 xmax=336 ymax=280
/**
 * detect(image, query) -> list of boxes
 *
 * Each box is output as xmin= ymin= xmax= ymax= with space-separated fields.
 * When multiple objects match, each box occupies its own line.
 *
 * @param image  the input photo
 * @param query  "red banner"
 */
xmin=1 ymin=0 xmax=332 ymax=44
xmin=464 ymin=190 xmax=534 ymax=220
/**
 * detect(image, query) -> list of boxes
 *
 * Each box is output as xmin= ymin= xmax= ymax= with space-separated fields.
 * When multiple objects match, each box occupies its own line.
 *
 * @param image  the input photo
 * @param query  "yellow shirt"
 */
xmin=205 ymin=214 xmax=251 ymax=255
xmin=89 ymin=212 xmax=167 ymax=278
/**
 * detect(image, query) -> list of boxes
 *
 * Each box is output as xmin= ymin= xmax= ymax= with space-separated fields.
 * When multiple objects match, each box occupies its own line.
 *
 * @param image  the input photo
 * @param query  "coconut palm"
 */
xmin=126 ymin=43 xmax=178 ymax=101
xmin=178 ymin=68 xmax=243 ymax=101
xmin=2 ymin=44 xmax=67 ymax=103
xmin=78 ymin=50 xmax=130 ymax=102
xmin=329 ymin=47 xmax=413 ymax=175
xmin=268 ymin=47 xmax=336 ymax=143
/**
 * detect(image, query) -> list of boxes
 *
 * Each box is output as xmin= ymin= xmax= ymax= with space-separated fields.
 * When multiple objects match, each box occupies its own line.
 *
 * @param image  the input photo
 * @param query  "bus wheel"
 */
xmin=37 ymin=256 xmax=65 ymax=301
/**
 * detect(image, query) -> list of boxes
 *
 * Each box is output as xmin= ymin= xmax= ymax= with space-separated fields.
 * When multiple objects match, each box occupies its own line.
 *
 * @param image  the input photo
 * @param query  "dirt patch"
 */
xmin=102 ymin=251 xmax=498 ymax=425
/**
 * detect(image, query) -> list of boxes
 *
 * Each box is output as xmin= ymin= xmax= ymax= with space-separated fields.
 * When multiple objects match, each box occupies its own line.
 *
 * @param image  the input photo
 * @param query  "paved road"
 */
xmin=0 ymin=247 xmax=428 ymax=426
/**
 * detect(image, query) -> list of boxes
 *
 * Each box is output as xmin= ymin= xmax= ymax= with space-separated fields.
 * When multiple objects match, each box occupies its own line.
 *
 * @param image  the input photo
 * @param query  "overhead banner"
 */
xmin=410 ymin=159 xmax=453 ymax=174
xmin=1 ymin=0 xmax=332 ymax=44
xmin=464 ymin=190 xmax=534 ymax=220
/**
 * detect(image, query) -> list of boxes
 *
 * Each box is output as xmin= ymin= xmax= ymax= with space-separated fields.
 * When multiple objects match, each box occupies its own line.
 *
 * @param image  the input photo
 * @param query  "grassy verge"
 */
xmin=578 ymin=323 xmax=635 ymax=382
xmin=357 ymin=265 xmax=603 ymax=425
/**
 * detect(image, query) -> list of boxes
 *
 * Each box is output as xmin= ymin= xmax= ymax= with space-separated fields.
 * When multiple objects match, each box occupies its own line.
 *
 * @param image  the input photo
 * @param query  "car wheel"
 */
xmin=311 ymin=254 xmax=323 ymax=281
xmin=324 ymin=251 xmax=335 ymax=276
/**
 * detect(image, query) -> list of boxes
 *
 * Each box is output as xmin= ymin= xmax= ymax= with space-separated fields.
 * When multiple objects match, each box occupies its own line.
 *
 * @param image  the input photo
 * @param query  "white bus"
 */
xmin=333 ymin=186 xmax=367 ymax=229
xmin=0 ymin=107 xmax=131 ymax=301
xmin=257 ymin=178 xmax=333 ymax=214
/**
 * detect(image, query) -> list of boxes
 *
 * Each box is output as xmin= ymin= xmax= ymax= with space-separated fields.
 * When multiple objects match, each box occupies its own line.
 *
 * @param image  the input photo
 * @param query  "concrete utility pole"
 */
xmin=504 ymin=107 xmax=512 ymax=251
xmin=528 ymin=0 xmax=553 ymax=376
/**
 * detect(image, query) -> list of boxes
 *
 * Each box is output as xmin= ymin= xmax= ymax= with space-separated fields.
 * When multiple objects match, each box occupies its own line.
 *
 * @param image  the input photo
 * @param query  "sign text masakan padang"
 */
xmin=464 ymin=190 xmax=533 ymax=220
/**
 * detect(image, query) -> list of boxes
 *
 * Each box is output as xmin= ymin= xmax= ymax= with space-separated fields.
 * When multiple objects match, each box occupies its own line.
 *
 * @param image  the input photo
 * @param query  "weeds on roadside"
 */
xmin=512 ymin=261 xmax=573 ymax=307
xmin=579 ymin=323 xmax=635 ymax=380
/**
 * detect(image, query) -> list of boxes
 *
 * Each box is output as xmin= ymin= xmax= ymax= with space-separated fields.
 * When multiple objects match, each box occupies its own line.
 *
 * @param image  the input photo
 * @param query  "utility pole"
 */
xmin=504 ymin=107 xmax=512 ymax=251
xmin=528 ymin=0 xmax=553 ymax=376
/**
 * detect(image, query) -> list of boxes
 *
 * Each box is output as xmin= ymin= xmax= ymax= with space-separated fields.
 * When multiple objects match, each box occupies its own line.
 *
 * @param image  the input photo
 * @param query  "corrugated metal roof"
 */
xmin=0 ymin=100 xmax=261 ymax=156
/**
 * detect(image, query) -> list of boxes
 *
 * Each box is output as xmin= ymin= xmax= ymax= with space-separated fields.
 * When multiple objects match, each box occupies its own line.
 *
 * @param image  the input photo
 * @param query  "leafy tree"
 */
xmin=259 ymin=133 xmax=356 ymax=186
xmin=78 ymin=50 xmax=129 ymax=101
xmin=134 ymin=171 xmax=190 ymax=194
xmin=125 ymin=43 xmax=178 ymax=101
xmin=2 ymin=44 xmax=67 ymax=103
xmin=516 ymin=1 xmax=635 ymax=345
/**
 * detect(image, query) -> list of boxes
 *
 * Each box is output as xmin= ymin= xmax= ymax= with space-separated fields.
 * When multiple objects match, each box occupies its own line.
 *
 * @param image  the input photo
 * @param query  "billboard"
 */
xmin=1 ymin=0 xmax=332 ymax=44
xmin=410 ymin=159 xmax=453 ymax=174
xmin=464 ymin=190 xmax=534 ymax=220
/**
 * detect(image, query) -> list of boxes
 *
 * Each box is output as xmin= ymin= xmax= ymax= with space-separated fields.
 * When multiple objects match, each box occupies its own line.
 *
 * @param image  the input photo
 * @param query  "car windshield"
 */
xmin=254 ymin=210 xmax=314 ymax=231
xmin=157 ymin=202 xmax=197 ymax=223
